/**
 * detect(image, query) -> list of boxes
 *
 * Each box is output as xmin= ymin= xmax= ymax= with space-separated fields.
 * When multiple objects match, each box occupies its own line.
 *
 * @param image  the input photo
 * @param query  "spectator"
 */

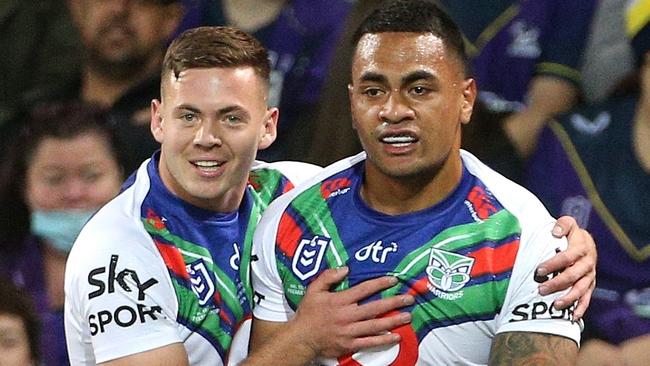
xmin=66 ymin=0 xmax=183 ymax=173
xmin=202 ymin=0 xmax=353 ymax=161
xmin=526 ymin=1 xmax=650 ymax=365
xmin=0 ymin=278 xmax=40 ymax=366
xmin=441 ymin=0 xmax=596 ymax=161
xmin=0 ymin=102 xmax=125 ymax=365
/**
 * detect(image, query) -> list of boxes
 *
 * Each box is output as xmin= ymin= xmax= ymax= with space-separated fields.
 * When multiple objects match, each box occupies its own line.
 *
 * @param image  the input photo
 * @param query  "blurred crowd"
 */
xmin=0 ymin=0 xmax=648 ymax=365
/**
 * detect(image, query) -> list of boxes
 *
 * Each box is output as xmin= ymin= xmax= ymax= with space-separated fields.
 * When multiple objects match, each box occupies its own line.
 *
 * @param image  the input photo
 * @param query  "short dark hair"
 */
xmin=353 ymin=0 xmax=469 ymax=75
xmin=162 ymin=26 xmax=271 ymax=86
xmin=0 ymin=277 xmax=40 ymax=363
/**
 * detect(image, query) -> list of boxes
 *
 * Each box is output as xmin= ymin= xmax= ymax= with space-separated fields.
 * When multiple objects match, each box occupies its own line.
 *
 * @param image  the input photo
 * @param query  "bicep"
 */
xmin=99 ymin=343 xmax=189 ymax=366
xmin=488 ymin=332 xmax=577 ymax=365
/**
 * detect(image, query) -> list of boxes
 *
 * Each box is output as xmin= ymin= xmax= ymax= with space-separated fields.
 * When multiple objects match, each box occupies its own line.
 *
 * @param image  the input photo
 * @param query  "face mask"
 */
xmin=30 ymin=209 xmax=96 ymax=253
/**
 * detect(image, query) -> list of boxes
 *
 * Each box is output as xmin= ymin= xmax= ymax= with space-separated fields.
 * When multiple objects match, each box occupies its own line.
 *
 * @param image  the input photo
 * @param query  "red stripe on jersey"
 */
xmin=282 ymin=181 xmax=295 ymax=194
xmin=219 ymin=305 xmax=234 ymax=327
xmin=277 ymin=212 xmax=304 ymax=257
xmin=407 ymin=277 xmax=431 ymax=296
xmin=469 ymin=240 xmax=520 ymax=277
xmin=155 ymin=240 xmax=190 ymax=280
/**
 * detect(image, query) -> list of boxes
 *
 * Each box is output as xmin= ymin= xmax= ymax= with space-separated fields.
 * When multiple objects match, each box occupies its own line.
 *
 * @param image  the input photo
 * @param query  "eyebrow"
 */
xmin=359 ymin=71 xmax=388 ymax=84
xmin=401 ymin=70 xmax=436 ymax=85
xmin=175 ymin=104 xmax=201 ymax=114
xmin=359 ymin=70 xmax=437 ymax=87
xmin=175 ymin=104 xmax=247 ymax=116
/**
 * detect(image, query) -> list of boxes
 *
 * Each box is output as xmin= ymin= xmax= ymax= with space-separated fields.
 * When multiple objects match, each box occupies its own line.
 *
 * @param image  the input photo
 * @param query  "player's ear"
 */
xmin=258 ymin=107 xmax=278 ymax=150
xmin=150 ymin=100 xmax=165 ymax=143
xmin=460 ymin=78 xmax=477 ymax=125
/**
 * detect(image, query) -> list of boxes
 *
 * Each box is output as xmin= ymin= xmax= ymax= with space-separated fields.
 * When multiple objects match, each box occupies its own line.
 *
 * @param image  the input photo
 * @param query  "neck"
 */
xmin=80 ymin=56 xmax=160 ymax=106
xmin=361 ymin=151 xmax=463 ymax=215
xmin=634 ymin=96 xmax=650 ymax=172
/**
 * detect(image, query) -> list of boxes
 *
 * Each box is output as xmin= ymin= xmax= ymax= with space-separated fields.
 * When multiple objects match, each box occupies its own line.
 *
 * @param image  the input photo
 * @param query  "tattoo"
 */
xmin=488 ymin=332 xmax=577 ymax=365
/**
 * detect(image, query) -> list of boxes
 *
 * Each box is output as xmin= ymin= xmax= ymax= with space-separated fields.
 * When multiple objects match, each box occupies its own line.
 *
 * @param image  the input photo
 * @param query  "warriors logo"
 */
xmin=426 ymin=248 xmax=475 ymax=294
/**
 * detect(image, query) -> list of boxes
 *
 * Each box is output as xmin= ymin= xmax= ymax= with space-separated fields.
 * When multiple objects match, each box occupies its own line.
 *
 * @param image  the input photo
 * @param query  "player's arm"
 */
xmin=99 ymin=344 xmax=189 ymax=366
xmin=488 ymin=332 xmax=578 ymax=365
xmin=243 ymin=268 xmax=413 ymax=365
xmin=535 ymin=215 xmax=596 ymax=319
xmin=503 ymin=75 xmax=579 ymax=159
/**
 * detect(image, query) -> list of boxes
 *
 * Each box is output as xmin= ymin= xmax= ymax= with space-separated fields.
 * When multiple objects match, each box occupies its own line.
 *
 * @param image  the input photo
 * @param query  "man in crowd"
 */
xmin=67 ymin=0 xmax=184 ymax=173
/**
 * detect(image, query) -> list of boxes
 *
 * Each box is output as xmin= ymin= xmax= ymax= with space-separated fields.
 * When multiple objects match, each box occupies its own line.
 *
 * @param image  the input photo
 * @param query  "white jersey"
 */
xmin=64 ymin=154 xmax=321 ymax=365
xmin=252 ymin=150 xmax=581 ymax=365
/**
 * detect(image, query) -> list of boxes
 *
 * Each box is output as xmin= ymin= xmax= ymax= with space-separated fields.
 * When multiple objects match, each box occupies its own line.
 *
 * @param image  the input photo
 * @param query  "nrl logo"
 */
xmin=292 ymin=236 xmax=330 ymax=281
xmin=426 ymin=248 xmax=475 ymax=294
xmin=187 ymin=260 xmax=216 ymax=306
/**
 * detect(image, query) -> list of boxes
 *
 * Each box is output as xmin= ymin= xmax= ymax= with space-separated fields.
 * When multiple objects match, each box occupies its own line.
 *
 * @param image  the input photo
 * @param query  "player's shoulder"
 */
xmin=67 ymin=183 xmax=155 ymax=280
xmin=251 ymin=160 xmax=323 ymax=186
xmin=264 ymin=153 xmax=365 ymax=211
xmin=461 ymin=150 xmax=555 ymax=229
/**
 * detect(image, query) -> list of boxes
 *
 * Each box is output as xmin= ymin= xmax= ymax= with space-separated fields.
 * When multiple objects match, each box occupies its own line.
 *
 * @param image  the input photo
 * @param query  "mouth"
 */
xmin=380 ymin=134 xmax=419 ymax=147
xmin=191 ymin=160 xmax=225 ymax=173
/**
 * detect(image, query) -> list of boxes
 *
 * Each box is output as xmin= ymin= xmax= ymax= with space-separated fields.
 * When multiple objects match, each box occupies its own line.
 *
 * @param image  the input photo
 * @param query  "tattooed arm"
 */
xmin=488 ymin=332 xmax=578 ymax=365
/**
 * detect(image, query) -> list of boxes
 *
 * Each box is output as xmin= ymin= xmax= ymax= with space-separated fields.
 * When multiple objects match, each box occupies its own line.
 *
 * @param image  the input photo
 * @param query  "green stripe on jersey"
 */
xmin=410 ymin=278 xmax=511 ymax=332
xmin=143 ymin=220 xmax=244 ymax=321
xmin=171 ymin=278 xmax=233 ymax=350
xmin=383 ymin=210 xmax=520 ymax=297
xmin=290 ymin=184 xmax=350 ymax=290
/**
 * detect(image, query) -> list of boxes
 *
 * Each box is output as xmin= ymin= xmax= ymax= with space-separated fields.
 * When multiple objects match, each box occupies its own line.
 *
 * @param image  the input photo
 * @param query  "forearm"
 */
xmin=504 ymin=76 xmax=579 ymax=158
xmin=241 ymin=319 xmax=317 ymax=366
xmin=488 ymin=332 xmax=578 ymax=365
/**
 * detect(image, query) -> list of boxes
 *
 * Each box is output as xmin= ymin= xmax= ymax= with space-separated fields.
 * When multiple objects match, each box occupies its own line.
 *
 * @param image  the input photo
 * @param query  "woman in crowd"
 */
xmin=0 ymin=101 xmax=125 ymax=365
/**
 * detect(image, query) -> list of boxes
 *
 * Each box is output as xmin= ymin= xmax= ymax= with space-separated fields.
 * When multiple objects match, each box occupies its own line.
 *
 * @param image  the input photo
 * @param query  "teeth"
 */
xmin=194 ymin=161 xmax=221 ymax=171
xmin=381 ymin=136 xmax=416 ymax=144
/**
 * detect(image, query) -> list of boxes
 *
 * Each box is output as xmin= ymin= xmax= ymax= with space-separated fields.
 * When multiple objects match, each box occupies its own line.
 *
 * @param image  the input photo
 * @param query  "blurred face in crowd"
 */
xmin=70 ymin=0 xmax=182 ymax=76
xmin=349 ymin=32 xmax=475 ymax=181
xmin=0 ymin=314 xmax=33 ymax=366
xmin=24 ymin=132 xmax=122 ymax=212
xmin=151 ymin=67 xmax=277 ymax=212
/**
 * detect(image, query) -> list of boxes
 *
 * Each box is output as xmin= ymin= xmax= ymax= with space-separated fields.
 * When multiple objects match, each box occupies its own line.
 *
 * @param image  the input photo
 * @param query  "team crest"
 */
xmin=187 ymin=260 xmax=216 ymax=306
xmin=426 ymin=248 xmax=475 ymax=293
xmin=292 ymin=236 xmax=330 ymax=280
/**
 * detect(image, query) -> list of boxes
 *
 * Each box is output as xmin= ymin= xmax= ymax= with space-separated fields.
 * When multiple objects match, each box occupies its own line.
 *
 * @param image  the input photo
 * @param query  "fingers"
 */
xmin=572 ymin=283 xmax=593 ymax=321
xmin=307 ymin=267 xmax=350 ymax=292
xmin=552 ymin=216 xmax=579 ymax=238
xmin=345 ymin=310 xmax=412 ymax=339
xmin=353 ymin=294 xmax=415 ymax=320
xmin=347 ymin=332 xmax=402 ymax=352
xmin=539 ymin=254 xmax=591 ymax=295
xmin=553 ymin=276 xmax=594 ymax=320
xmin=338 ymin=276 xmax=399 ymax=304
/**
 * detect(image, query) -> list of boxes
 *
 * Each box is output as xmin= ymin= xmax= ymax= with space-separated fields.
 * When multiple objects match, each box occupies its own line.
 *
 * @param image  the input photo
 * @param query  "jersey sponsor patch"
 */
xmin=509 ymin=300 xmax=575 ymax=322
xmin=86 ymin=254 xmax=162 ymax=336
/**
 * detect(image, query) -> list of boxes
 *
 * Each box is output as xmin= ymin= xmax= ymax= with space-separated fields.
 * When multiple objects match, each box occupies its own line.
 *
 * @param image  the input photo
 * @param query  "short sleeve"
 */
xmin=251 ymin=197 xmax=296 ymax=322
xmin=64 ymin=212 xmax=181 ymax=365
xmin=495 ymin=221 xmax=581 ymax=345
